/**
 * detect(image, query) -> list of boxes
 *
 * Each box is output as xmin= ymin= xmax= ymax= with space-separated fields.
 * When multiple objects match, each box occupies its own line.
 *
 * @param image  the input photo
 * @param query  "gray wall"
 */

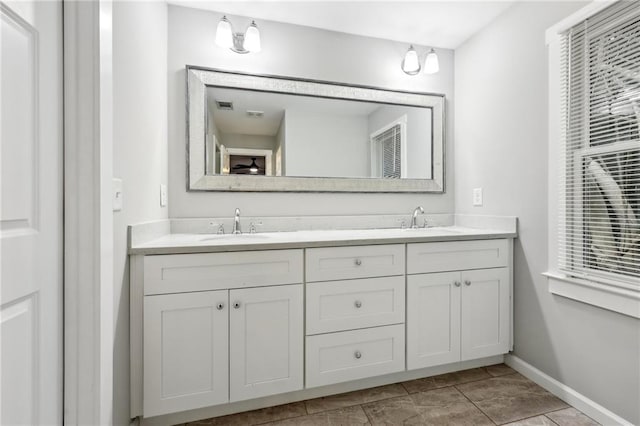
xmin=112 ymin=2 xmax=168 ymax=425
xmin=168 ymin=4 xmax=455 ymax=218
xmin=455 ymin=2 xmax=640 ymax=423
xmin=284 ymin=109 xmax=369 ymax=178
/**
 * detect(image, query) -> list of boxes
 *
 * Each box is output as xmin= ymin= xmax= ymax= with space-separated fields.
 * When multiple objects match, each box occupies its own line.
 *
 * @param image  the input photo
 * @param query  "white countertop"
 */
xmin=129 ymin=226 xmax=517 ymax=255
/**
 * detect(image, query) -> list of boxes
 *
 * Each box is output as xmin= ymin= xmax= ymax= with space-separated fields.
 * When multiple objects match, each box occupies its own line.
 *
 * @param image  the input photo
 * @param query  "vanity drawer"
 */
xmin=407 ymin=239 xmax=508 ymax=274
xmin=305 ymin=324 xmax=405 ymax=388
xmin=306 ymin=276 xmax=405 ymax=335
xmin=305 ymin=244 xmax=405 ymax=282
xmin=143 ymin=249 xmax=303 ymax=295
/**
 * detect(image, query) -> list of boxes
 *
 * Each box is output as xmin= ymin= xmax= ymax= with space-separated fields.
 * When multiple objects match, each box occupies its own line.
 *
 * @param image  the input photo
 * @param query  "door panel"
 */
xmin=144 ymin=290 xmax=229 ymax=417
xmin=461 ymin=268 xmax=510 ymax=360
xmin=1 ymin=1 xmax=62 ymax=424
xmin=407 ymin=272 xmax=461 ymax=369
xmin=230 ymin=284 xmax=303 ymax=402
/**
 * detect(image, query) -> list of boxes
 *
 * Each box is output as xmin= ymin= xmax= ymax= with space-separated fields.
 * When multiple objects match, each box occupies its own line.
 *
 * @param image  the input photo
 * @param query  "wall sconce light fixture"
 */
xmin=402 ymin=46 xmax=439 ymax=75
xmin=216 ymin=15 xmax=261 ymax=54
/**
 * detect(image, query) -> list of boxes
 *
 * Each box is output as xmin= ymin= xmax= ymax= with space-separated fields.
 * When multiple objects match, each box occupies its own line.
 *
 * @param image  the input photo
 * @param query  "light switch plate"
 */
xmin=473 ymin=187 xmax=483 ymax=206
xmin=113 ymin=178 xmax=123 ymax=211
xmin=160 ymin=184 xmax=168 ymax=207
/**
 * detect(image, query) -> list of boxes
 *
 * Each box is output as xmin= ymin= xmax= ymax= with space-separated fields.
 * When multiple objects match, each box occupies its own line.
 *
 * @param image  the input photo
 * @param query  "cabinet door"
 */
xmin=144 ymin=290 xmax=229 ymax=417
xmin=229 ymin=284 xmax=303 ymax=402
xmin=407 ymin=272 xmax=461 ymax=370
xmin=461 ymin=268 xmax=510 ymax=360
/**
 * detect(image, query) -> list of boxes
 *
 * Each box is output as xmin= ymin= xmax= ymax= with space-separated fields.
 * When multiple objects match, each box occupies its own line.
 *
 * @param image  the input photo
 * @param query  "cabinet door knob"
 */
xmin=354 ymin=300 xmax=362 ymax=308
xmin=464 ymin=280 xmax=471 ymax=286
xmin=233 ymin=301 xmax=241 ymax=309
xmin=454 ymin=281 xmax=461 ymax=287
xmin=354 ymin=350 xmax=362 ymax=359
xmin=354 ymin=258 xmax=362 ymax=266
xmin=216 ymin=302 xmax=225 ymax=310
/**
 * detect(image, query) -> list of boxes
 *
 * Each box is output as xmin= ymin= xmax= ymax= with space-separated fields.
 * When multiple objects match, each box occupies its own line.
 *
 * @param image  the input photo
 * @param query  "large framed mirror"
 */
xmin=187 ymin=66 xmax=445 ymax=192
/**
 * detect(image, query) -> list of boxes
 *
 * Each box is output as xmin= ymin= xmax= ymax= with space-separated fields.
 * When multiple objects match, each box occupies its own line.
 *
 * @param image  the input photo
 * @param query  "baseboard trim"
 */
xmin=505 ymin=354 xmax=632 ymax=426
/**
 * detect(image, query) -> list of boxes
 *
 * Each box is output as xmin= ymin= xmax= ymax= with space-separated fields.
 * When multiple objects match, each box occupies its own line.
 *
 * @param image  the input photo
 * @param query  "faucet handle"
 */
xmin=217 ymin=224 xmax=225 ymax=234
xmin=396 ymin=218 xmax=406 ymax=229
xmin=249 ymin=222 xmax=257 ymax=234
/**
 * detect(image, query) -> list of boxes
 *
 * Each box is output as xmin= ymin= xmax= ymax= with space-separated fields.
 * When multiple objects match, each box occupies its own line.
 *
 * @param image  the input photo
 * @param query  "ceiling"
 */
xmin=207 ymin=87 xmax=382 ymax=136
xmin=169 ymin=1 xmax=516 ymax=49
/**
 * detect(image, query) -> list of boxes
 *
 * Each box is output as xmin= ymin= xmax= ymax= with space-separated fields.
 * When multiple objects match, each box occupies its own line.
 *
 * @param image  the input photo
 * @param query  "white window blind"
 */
xmin=373 ymin=124 xmax=402 ymax=179
xmin=559 ymin=1 xmax=640 ymax=285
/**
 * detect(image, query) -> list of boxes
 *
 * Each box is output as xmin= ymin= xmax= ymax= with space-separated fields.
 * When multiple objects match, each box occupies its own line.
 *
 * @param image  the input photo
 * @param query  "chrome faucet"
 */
xmin=232 ymin=208 xmax=242 ymax=234
xmin=411 ymin=206 xmax=425 ymax=229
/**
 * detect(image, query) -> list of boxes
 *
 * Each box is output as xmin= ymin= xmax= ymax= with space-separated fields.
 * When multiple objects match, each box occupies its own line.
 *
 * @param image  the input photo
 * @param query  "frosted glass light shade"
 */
xmin=216 ymin=16 xmax=233 ymax=49
xmin=402 ymin=46 xmax=420 ymax=74
xmin=424 ymin=49 xmax=439 ymax=74
xmin=244 ymin=21 xmax=261 ymax=52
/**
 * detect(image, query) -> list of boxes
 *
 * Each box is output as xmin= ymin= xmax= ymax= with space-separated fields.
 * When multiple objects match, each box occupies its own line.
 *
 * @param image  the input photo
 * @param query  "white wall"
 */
xmin=221 ymin=133 xmax=276 ymax=151
xmin=168 ymin=5 xmax=454 ymax=218
xmin=285 ymin=109 xmax=369 ymax=178
xmin=455 ymin=2 xmax=640 ymax=424
xmin=112 ymin=2 xmax=168 ymax=425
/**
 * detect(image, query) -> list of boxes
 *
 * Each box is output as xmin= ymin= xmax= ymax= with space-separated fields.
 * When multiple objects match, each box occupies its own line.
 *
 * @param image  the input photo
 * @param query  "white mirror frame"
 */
xmin=187 ymin=66 xmax=445 ymax=193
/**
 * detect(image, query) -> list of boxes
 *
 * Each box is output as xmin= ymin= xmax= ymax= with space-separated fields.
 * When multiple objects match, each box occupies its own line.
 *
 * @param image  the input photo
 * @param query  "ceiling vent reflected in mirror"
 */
xmin=246 ymin=110 xmax=264 ymax=118
xmin=215 ymin=100 xmax=234 ymax=110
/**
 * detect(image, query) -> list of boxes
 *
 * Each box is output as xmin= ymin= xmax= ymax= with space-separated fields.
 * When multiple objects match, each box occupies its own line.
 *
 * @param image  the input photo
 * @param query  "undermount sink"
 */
xmin=200 ymin=233 xmax=273 ymax=242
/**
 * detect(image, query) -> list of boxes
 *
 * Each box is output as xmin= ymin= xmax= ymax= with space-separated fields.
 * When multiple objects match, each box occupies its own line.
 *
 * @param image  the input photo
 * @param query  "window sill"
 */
xmin=543 ymin=272 xmax=640 ymax=319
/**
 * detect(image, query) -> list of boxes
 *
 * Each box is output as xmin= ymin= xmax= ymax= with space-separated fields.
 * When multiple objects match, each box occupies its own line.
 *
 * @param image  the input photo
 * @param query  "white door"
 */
xmin=1 ymin=1 xmax=63 ymax=425
xmin=407 ymin=272 xmax=461 ymax=370
xmin=230 ymin=284 xmax=303 ymax=402
xmin=144 ymin=290 xmax=229 ymax=417
xmin=461 ymin=268 xmax=510 ymax=360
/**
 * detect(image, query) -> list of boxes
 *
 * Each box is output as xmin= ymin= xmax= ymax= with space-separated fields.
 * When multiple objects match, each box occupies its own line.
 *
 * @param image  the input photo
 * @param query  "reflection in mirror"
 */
xmin=187 ymin=67 xmax=445 ymax=192
xmin=205 ymin=87 xmax=433 ymax=180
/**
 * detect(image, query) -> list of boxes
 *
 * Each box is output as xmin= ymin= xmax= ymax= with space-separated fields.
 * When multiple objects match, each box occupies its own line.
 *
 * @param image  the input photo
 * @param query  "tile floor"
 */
xmin=183 ymin=364 xmax=600 ymax=426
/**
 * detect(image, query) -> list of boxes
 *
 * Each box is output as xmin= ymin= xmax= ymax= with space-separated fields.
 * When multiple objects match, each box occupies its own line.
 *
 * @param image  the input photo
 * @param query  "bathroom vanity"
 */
xmin=129 ymin=217 xmax=517 ymax=424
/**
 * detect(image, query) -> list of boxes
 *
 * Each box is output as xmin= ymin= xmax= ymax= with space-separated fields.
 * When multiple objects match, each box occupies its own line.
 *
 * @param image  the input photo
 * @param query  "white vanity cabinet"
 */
xmin=229 ymin=284 xmax=304 ymax=402
xmin=304 ymin=244 xmax=406 ymax=388
xmin=136 ymin=249 xmax=304 ymax=418
xmin=131 ymin=233 xmax=515 ymax=422
xmin=406 ymin=240 xmax=511 ymax=370
xmin=144 ymin=290 xmax=229 ymax=417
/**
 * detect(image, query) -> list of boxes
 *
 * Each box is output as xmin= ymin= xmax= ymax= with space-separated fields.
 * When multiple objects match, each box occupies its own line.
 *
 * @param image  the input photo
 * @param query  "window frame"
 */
xmin=546 ymin=1 xmax=640 ymax=319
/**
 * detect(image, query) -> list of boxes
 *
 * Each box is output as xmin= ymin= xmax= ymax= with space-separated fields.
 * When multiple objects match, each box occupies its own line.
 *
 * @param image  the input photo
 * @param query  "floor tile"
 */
xmin=457 ymin=374 xmax=568 ymax=424
xmin=402 ymin=367 xmax=491 ymax=394
xmin=474 ymin=393 xmax=569 ymax=425
xmin=411 ymin=387 xmax=494 ymax=426
xmin=486 ymin=363 xmax=517 ymax=377
xmin=304 ymin=383 xmax=407 ymax=414
xmin=504 ymin=415 xmax=557 ymax=425
xmin=185 ymin=402 xmax=306 ymax=425
xmin=363 ymin=387 xmax=493 ymax=426
xmin=362 ymin=395 xmax=424 ymax=425
xmin=456 ymin=373 xmax=550 ymax=401
xmin=265 ymin=405 xmax=370 ymax=425
xmin=546 ymin=408 xmax=600 ymax=426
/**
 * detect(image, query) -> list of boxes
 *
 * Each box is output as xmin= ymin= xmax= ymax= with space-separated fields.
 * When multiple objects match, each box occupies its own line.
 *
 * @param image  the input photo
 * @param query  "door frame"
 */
xmin=63 ymin=1 xmax=114 ymax=424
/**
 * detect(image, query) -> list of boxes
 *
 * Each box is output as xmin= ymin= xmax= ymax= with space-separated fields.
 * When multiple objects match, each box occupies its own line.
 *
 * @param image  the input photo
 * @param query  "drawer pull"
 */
xmin=233 ymin=301 xmax=241 ymax=309
xmin=464 ymin=280 xmax=471 ymax=286
xmin=354 ymin=300 xmax=362 ymax=308
xmin=354 ymin=258 xmax=362 ymax=266
xmin=454 ymin=281 xmax=461 ymax=287
xmin=354 ymin=350 xmax=362 ymax=359
xmin=216 ymin=302 xmax=225 ymax=310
